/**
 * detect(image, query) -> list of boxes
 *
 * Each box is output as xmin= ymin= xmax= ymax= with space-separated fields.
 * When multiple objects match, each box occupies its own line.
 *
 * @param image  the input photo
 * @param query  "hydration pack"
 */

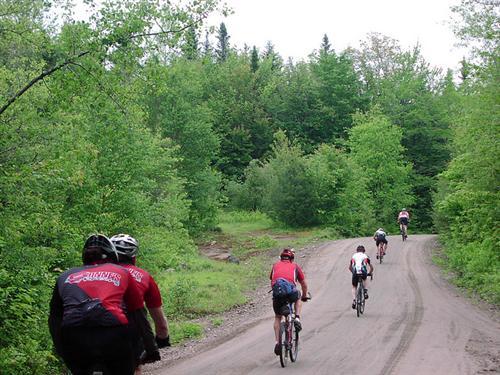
xmin=272 ymin=278 xmax=296 ymax=299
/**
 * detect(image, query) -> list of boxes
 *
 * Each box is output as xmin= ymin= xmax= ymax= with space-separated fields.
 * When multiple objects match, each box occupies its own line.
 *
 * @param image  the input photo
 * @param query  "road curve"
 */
xmin=154 ymin=235 xmax=500 ymax=375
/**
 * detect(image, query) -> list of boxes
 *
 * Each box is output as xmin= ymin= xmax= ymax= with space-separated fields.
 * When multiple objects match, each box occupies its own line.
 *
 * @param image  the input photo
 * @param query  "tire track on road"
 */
xmin=380 ymin=244 xmax=424 ymax=375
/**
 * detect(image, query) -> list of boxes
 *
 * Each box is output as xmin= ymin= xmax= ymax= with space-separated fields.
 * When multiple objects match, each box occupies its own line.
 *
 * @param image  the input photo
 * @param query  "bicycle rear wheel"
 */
xmin=279 ymin=322 xmax=288 ymax=367
xmin=289 ymin=322 xmax=299 ymax=362
xmin=356 ymin=285 xmax=362 ymax=317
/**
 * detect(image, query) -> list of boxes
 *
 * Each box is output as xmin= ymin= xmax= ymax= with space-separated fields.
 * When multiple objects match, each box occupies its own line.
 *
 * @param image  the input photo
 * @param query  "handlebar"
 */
xmin=301 ymin=291 xmax=312 ymax=302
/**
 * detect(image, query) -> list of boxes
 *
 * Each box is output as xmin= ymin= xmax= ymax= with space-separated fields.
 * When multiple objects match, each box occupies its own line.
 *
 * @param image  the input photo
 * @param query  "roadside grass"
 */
xmin=155 ymin=210 xmax=337 ymax=345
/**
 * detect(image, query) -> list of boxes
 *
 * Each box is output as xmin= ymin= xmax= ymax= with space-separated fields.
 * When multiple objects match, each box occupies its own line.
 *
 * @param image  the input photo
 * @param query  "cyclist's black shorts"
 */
xmin=352 ymin=271 xmax=367 ymax=287
xmin=273 ymin=290 xmax=301 ymax=316
xmin=375 ymin=237 xmax=388 ymax=246
xmin=399 ymin=217 xmax=409 ymax=226
xmin=60 ymin=325 xmax=136 ymax=375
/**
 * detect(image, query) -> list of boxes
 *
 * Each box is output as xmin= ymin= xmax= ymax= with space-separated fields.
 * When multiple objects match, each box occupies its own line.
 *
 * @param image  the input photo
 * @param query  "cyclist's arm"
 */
xmin=348 ymin=260 xmax=353 ymax=272
xmin=48 ymin=283 xmax=63 ymax=356
xmin=148 ymin=306 xmax=168 ymax=339
xmin=367 ymin=259 xmax=374 ymax=275
xmin=144 ymin=278 xmax=168 ymax=339
xmin=298 ymin=279 xmax=308 ymax=300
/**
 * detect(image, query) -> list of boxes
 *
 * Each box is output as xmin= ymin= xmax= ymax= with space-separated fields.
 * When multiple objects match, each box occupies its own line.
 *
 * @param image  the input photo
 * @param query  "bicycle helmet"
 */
xmin=378 ymin=228 xmax=384 ymax=232
xmin=280 ymin=248 xmax=295 ymax=260
xmin=83 ymin=234 xmax=118 ymax=263
xmin=356 ymin=245 xmax=366 ymax=252
xmin=110 ymin=234 xmax=139 ymax=258
xmin=402 ymin=208 xmax=407 ymax=211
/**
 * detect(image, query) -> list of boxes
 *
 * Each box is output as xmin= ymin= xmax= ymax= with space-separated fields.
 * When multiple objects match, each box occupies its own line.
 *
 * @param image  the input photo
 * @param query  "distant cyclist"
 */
xmin=373 ymin=227 xmax=388 ymax=257
xmin=270 ymin=248 xmax=308 ymax=356
xmin=48 ymin=234 xmax=159 ymax=375
xmin=111 ymin=234 xmax=170 ymax=374
xmin=349 ymin=245 xmax=374 ymax=309
xmin=397 ymin=208 xmax=410 ymax=238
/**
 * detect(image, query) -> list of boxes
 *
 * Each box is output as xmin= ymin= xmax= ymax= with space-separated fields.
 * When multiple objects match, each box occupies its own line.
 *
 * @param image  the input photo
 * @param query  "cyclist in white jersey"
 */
xmin=348 ymin=245 xmax=374 ymax=309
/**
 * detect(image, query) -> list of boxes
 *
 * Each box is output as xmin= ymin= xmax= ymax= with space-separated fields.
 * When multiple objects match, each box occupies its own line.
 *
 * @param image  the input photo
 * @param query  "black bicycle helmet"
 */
xmin=356 ymin=245 xmax=366 ymax=252
xmin=83 ymin=234 xmax=118 ymax=262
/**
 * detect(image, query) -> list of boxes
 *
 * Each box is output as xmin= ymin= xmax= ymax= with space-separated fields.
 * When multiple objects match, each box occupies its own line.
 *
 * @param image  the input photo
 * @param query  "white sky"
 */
xmin=208 ymin=0 xmax=468 ymax=71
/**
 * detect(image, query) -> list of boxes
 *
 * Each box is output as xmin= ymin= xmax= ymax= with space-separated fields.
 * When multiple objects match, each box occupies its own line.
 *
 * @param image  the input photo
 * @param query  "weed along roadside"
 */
xmin=145 ymin=211 xmax=333 ymax=371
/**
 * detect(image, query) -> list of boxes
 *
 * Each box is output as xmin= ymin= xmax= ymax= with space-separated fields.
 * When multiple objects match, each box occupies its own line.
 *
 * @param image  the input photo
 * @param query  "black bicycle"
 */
xmin=354 ymin=273 xmax=372 ymax=317
xmin=278 ymin=293 xmax=311 ymax=367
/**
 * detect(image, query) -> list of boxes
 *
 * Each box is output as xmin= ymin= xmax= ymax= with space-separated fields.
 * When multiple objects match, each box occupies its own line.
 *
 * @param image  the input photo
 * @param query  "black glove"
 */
xmin=140 ymin=350 xmax=161 ymax=364
xmin=156 ymin=335 xmax=171 ymax=348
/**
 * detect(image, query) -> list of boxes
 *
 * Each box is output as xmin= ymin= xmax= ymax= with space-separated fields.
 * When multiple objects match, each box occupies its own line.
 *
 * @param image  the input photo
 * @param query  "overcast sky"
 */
xmin=207 ymin=0 xmax=467 ymax=71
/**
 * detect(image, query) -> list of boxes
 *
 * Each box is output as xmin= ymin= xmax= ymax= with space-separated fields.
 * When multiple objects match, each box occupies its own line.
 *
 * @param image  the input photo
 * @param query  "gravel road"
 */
xmin=146 ymin=235 xmax=499 ymax=375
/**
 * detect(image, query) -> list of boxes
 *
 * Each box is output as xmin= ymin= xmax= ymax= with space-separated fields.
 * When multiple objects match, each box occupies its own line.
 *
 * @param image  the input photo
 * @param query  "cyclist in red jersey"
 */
xmin=397 ymin=208 xmax=410 ymax=237
xmin=111 ymin=234 xmax=170 ymax=374
xmin=48 ymin=235 xmax=159 ymax=375
xmin=270 ymin=248 xmax=308 ymax=355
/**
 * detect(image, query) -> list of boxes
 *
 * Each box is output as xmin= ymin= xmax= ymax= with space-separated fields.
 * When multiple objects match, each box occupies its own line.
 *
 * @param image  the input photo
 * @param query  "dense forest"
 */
xmin=0 ymin=0 xmax=498 ymax=373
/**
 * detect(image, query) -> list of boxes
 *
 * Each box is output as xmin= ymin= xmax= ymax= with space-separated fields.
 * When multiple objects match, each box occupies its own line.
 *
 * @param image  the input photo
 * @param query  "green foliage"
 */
xmin=169 ymin=321 xmax=204 ymax=344
xmin=433 ymin=2 xmax=499 ymax=304
xmin=307 ymin=144 xmax=375 ymax=235
xmin=348 ymin=108 xmax=414 ymax=226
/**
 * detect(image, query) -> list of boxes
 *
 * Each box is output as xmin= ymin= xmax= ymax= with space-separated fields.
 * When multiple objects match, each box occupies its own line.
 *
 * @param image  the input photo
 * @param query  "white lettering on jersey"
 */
xmin=65 ymin=271 xmax=122 ymax=287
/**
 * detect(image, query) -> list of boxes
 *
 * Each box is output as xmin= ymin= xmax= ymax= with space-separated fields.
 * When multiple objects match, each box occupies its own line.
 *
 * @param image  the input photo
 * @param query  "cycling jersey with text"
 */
xmin=53 ymin=263 xmax=144 ymax=327
xmin=120 ymin=264 xmax=162 ymax=308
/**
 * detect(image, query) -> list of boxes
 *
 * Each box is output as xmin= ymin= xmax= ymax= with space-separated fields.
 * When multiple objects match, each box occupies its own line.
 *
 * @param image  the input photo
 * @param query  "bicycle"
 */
xmin=376 ymin=242 xmax=384 ymax=264
xmin=354 ymin=273 xmax=372 ymax=317
xmin=399 ymin=219 xmax=409 ymax=241
xmin=277 ymin=293 xmax=311 ymax=367
xmin=401 ymin=224 xmax=408 ymax=241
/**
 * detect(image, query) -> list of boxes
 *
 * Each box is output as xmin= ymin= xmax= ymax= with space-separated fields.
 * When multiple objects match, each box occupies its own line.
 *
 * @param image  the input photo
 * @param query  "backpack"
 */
xmin=272 ymin=278 xmax=296 ymax=299
xmin=376 ymin=231 xmax=386 ymax=241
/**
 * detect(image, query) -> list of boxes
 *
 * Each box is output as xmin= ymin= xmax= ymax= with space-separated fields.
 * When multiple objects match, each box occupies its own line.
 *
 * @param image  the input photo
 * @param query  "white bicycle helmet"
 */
xmin=110 ymin=234 xmax=139 ymax=258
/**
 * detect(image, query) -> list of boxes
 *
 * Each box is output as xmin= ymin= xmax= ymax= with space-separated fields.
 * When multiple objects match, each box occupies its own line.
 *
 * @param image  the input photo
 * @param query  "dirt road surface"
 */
xmin=152 ymin=235 xmax=499 ymax=375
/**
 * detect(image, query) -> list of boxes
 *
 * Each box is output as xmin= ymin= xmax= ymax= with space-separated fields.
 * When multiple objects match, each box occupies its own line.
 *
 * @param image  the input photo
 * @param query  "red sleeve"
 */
xmin=144 ymin=276 xmax=163 ymax=309
xmin=123 ymin=273 xmax=144 ymax=312
xmin=295 ymin=265 xmax=305 ymax=282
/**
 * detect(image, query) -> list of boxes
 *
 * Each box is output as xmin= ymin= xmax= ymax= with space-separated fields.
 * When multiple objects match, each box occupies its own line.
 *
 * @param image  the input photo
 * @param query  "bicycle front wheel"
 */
xmin=289 ymin=322 xmax=299 ymax=362
xmin=279 ymin=322 xmax=288 ymax=367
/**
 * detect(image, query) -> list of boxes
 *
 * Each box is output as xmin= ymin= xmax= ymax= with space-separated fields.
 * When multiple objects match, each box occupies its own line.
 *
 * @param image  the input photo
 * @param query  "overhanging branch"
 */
xmin=0 ymin=50 xmax=91 ymax=116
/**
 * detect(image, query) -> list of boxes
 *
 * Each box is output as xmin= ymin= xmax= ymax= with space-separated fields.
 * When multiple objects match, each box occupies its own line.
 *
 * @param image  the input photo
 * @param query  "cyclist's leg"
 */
xmin=272 ymin=298 xmax=284 ymax=343
xmin=273 ymin=315 xmax=282 ymax=342
xmin=292 ymin=290 xmax=302 ymax=317
xmin=362 ymin=273 xmax=369 ymax=296
xmin=351 ymin=273 xmax=358 ymax=307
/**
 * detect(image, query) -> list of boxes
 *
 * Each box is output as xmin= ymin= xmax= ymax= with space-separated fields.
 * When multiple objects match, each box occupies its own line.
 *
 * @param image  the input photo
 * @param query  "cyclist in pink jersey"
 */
xmin=398 ymin=208 xmax=410 ymax=236
xmin=111 ymin=234 xmax=170 ymax=374
xmin=270 ymin=248 xmax=308 ymax=355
